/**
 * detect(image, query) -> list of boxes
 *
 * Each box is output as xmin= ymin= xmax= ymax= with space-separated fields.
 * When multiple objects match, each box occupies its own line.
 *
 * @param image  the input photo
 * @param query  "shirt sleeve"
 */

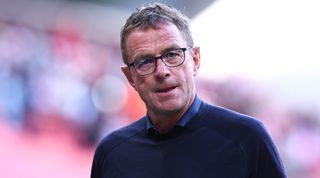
xmin=246 ymin=122 xmax=287 ymax=178
xmin=90 ymin=142 xmax=104 ymax=178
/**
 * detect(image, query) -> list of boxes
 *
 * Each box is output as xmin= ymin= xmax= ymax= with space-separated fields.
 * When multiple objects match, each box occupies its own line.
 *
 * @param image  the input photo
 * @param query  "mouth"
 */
xmin=156 ymin=86 xmax=177 ymax=93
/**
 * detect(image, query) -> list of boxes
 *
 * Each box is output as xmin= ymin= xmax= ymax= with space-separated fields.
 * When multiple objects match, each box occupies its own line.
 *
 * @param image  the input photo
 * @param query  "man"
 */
xmin=91 ymin=3 xmax=287 ymax=178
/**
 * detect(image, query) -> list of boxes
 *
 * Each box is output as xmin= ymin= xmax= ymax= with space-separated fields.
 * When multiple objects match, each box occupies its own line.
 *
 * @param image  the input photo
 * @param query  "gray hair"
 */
xmin=120 ymin=3 xmax=194 ymax=65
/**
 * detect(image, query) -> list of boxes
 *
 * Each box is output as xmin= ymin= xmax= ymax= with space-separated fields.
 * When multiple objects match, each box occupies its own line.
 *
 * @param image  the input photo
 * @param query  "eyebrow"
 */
xmin=132 ymin=54 xmax=155 ymax=63
xmin=131 ymin=44 xmax=183 ymax=63
xmin=160 ymin=44 xmax=182 ymax=53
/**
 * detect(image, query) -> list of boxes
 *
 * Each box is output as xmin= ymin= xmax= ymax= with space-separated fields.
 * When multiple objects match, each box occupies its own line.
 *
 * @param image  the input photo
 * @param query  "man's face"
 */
xmin=122 ymin=23 xmax=200 ymax=117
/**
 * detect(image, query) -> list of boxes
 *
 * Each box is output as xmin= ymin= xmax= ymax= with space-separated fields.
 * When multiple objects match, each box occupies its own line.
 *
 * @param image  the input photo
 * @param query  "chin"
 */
xmin=155 ymin=100 xmax=184 ymax=113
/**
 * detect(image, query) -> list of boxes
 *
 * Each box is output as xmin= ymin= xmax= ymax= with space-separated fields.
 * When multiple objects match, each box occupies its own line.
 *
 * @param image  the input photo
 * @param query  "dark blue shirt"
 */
xmin=91 ymin=99 xmax=287 ymax=178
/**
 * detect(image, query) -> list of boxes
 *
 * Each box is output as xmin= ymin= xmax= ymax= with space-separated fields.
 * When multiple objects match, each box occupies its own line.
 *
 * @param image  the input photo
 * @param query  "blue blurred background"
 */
xmin=0 ymin=0 xmax=319 ymax=178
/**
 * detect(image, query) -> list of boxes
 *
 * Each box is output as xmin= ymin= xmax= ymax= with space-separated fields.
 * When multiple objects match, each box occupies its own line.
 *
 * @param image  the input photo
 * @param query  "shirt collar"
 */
xmin=146 ymin=95 xmax=202 ymax=132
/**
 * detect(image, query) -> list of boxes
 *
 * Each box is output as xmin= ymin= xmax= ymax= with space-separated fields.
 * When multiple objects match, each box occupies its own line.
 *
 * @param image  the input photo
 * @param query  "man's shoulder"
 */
xmin=95 ymin=117 xmax=146 ymax=156
xmin=202 ymin=102 xmax=266 ymax=138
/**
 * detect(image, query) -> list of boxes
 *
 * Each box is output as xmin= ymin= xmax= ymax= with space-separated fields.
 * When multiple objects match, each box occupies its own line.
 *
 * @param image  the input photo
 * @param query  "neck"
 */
xmin=147 ymin=97 xmax=195 ymax=134
xmin=148 ymin=110 xmax=183 ymax=134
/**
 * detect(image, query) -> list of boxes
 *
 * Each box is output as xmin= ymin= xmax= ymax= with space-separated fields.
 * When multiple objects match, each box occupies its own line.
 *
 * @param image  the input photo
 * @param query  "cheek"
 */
xmin=181 ymin=66 xmax=196 ymax=90
xmin=133 ymin=77 xmax=150 ymax=96
xmin=181 ymin=61 xmax=194 ymax=78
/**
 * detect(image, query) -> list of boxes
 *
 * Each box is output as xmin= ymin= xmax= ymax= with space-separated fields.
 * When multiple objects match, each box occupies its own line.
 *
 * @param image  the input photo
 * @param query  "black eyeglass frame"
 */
xmin=128 ymin=47 xmax=192 ymax=76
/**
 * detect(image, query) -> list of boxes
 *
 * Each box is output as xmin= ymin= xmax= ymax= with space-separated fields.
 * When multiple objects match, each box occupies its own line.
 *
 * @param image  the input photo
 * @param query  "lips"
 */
xmin=156 ymin=86 xmax=177 ymax=93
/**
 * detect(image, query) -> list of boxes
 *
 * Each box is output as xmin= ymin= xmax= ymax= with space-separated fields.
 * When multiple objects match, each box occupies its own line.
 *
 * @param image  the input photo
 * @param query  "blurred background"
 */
xmin=0 ymin=0 xmax=319 ymax=178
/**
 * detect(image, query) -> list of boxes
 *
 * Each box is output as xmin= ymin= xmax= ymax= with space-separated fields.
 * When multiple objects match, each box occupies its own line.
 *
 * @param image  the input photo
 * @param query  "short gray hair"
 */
xmin=120 ymin=3 xmax=194 ymax=65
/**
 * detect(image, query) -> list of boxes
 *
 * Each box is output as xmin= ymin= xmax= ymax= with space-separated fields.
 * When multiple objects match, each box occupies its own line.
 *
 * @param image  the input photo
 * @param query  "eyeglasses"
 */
xmin=128 ymin=47 xmax=191 ymax=76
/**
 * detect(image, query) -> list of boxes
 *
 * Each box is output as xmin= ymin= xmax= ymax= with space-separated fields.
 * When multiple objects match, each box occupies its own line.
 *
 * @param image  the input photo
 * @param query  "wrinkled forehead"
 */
xmin=126 ymin=22 xmax=185 ymax=47
xmin=125 ymin=24 xmax=186 ymax=59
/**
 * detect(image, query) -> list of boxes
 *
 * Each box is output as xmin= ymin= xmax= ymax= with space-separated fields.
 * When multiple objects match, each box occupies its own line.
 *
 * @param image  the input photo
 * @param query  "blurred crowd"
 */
xmin=0 ymin=21 xmax=319 ymax=178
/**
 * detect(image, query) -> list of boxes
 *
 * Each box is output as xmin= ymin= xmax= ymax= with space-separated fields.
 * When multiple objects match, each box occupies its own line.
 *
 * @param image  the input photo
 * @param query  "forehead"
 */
xmin=126 ymin=23 xmax=186 ymax=62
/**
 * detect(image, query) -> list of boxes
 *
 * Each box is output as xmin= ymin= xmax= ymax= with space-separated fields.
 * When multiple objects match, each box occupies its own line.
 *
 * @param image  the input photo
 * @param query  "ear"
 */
xmin=121 ymin=66 xmax=136 ymax=90
xmin=192 ymin=46 xmax=201 ymax=76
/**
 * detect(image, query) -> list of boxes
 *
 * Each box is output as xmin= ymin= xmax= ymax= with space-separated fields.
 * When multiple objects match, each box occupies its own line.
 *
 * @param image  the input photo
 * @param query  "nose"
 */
xmin=154 ymin=58 xmax=170 ymax=78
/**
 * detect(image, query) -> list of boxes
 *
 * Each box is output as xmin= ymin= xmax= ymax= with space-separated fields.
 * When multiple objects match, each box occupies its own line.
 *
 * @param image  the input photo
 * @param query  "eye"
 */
xmin=165 ymin=51 xmax=180 ymax=59
xmin=163 ymin=49 xmax=183 ymax=64
xmin=135 ymin=58 xmax=154 ymax=69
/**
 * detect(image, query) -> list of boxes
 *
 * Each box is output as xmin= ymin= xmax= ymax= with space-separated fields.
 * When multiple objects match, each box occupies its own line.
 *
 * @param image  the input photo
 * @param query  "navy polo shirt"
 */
xmin=91 ymin=95 xmax=287 ymax=178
